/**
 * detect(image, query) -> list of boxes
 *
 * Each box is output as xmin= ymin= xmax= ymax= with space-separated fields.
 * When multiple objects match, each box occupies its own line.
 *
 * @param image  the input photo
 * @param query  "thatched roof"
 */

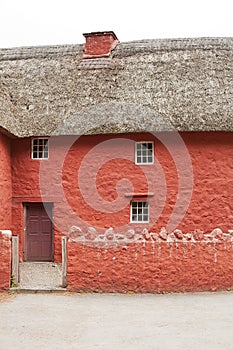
xmin=0 ymin=37 xmax=232 ymax=137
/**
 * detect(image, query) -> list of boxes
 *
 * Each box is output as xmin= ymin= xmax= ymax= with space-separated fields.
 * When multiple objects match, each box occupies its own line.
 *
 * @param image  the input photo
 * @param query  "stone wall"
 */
xmin=67 ymin=228 xmax=233 ymax=292
xmin=0 ymin=230 xmax=12 ymax=291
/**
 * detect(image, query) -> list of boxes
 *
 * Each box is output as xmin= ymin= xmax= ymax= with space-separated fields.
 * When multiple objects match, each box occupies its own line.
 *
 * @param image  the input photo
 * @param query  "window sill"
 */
xmin=125 ymin=193 xmax=154 ymax=198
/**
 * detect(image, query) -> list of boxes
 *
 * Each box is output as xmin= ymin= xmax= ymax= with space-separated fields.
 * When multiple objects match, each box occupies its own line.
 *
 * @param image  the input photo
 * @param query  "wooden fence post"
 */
xmin=62 ymin=236 xmax=67 ymax=288
xmin=11 ymin=235 xmax=19 ymax=285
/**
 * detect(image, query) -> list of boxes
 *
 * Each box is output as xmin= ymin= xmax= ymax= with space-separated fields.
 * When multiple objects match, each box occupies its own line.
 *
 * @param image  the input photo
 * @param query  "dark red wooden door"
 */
xmin=25 ymin=203 xmax=53 ymax=261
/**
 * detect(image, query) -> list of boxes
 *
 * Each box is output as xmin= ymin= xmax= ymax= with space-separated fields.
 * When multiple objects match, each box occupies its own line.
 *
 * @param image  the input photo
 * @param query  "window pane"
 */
xmin=148 ymin=151 xmax=152 ymax=158
xmin=148 ymin=143 xmax=152 ymax=150
xmin=138 ymin=214 xmax=143 ymax=221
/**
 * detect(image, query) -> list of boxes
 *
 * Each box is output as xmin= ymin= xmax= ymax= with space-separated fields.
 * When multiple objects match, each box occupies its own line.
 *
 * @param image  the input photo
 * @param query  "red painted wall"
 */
xmin=11 ymin=132 xmax=233 ymax=264
xmin=0 ymin=133 xmax=12 ymax=229
xmin=67 ymin=239 xmax=233 ymax=293
xmin=0 ymin=231 xmax=12 ymax=291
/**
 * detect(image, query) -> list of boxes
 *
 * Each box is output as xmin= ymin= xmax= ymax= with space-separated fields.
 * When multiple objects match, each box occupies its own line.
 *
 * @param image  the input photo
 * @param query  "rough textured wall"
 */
xmin=0 ymin=231 xmax=12 ymax=291
xmin=67 ymin=239 xmax=233 ymax=292
xmin=0 ymin=133 xmax=12 ymax=228
xmin=11 ymin=132 xmax=233 ymax=262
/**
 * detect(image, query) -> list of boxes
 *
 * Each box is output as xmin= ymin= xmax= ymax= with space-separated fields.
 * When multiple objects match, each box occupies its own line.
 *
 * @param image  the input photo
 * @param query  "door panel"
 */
xmin=25 ymin=203 xmax=53 ymax=261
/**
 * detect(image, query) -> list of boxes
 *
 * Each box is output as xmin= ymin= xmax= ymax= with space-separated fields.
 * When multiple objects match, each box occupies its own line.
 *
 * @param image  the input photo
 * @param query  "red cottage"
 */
xmin=0 ymin=32 xmax=233 ymax=292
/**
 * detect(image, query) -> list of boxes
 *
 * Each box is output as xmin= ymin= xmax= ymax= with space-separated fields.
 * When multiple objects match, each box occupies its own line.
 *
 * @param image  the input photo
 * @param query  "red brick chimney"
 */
xmin=83 ymin=31 xmax=119 ymax=58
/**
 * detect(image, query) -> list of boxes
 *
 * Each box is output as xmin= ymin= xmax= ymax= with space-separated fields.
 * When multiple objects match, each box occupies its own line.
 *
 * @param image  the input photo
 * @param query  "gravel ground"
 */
xmin=1 ymin=291 xmax=233 ymax=350
xmin=0 ymin=292 xmax=16 ymax=303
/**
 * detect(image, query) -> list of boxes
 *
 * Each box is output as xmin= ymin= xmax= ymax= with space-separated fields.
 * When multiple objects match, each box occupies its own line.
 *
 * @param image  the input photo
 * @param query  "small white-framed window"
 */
xmin=31 ymin=138 xmax=49 ymax=159
xmin=130 ymin=200 xmax=149 ymax=223
xmin=135 ymin=142 xmax=154 ymax=164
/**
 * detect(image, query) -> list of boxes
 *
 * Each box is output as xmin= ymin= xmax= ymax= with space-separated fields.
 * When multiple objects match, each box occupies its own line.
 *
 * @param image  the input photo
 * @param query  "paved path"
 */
xmin=18 ymin=262 xmax=64 ymax=291
xmin=1 ymin=292 xmax=233 ymax=349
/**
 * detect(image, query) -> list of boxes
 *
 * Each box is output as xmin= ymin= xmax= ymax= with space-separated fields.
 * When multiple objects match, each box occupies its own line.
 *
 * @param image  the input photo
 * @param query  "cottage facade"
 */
xmin=0 ymin=32 xmax=233 ymax=291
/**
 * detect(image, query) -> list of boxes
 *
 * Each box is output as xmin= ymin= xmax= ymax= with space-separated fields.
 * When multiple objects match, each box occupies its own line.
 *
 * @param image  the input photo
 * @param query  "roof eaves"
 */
xmin=0 ymin=125 xmax=18 ymax=138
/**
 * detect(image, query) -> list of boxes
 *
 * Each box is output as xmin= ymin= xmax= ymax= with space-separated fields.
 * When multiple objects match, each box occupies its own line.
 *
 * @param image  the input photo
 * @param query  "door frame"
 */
xmin=23 ymin=202 xmax=54 ymax=262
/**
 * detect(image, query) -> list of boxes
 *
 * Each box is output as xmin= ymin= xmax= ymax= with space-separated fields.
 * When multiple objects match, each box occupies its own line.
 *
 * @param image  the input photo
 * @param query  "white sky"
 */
xmin=1 ymin=0 xmax=232 ymax=48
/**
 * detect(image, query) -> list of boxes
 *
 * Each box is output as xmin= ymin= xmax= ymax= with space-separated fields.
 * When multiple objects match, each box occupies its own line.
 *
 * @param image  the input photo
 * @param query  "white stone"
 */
xmin=0 ymin=230 xmax=12 ymax=237
xmin=210 ymin=228 xmax=223 ymax=236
